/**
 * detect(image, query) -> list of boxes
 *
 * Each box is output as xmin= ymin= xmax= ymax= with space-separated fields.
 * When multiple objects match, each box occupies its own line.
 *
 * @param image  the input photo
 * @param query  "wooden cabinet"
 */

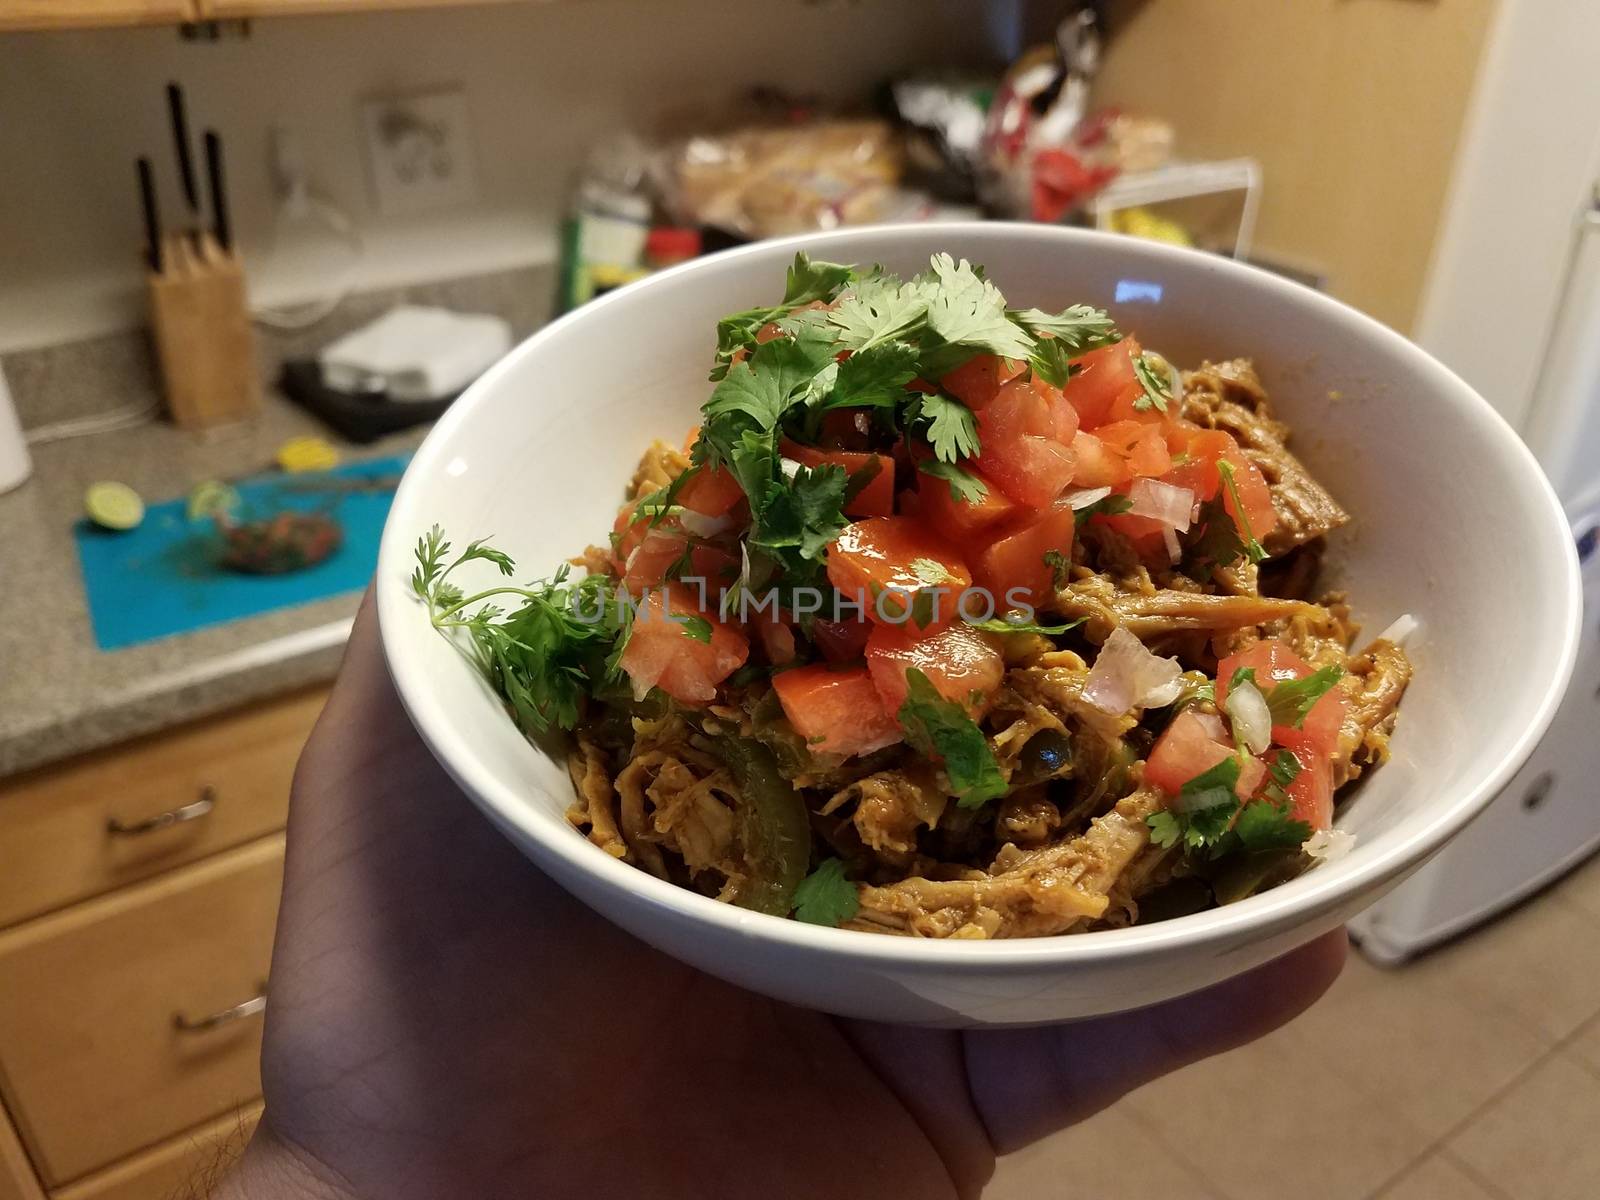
xmin=199 ymin=0 xmax=515 ymax=18
xmin=50 ymin=1104 xmax=260 ymax=1200
xmin=0 ymin=689 xmax=320 ymax=928
xmin=0 ymin=1 xmax=193 ymax=31
xmin=0 ymin=689 xmax=324 ymax=1197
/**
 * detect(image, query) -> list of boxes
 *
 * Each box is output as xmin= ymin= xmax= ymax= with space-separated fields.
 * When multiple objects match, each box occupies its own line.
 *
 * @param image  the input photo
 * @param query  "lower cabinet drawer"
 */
xmin=50 ymin=1105 xmax=261 ymax=1200
xmin=0 ymin=838 xmax=282 ymax=1186
xmin=0 ymin=688 xmax=323 ymax=927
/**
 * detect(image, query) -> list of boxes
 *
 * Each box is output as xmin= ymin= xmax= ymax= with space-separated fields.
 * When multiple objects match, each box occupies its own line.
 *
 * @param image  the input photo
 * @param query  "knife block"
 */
xmin=147 ymin=232 xmax=262 ymax=429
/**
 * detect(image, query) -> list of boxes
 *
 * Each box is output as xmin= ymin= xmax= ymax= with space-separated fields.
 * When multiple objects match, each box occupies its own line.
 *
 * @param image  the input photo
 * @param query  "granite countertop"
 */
xmin=0 ymin=266 xmax=552 ymax=778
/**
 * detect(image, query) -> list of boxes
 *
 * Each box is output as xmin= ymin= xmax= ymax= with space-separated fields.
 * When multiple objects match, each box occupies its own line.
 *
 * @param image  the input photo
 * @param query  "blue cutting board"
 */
xmin=74 ymin=455 xmax=409 ymax=651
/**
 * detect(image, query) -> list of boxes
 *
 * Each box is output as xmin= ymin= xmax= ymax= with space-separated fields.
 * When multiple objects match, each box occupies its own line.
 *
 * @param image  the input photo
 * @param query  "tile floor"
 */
xmin=989 ymin=851 xmax=1600 ymax=1200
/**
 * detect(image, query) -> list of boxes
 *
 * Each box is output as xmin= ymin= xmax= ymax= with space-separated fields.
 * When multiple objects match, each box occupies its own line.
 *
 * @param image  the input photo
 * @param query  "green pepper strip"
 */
xmin=714 ymin=736 xmax=811 ymax=917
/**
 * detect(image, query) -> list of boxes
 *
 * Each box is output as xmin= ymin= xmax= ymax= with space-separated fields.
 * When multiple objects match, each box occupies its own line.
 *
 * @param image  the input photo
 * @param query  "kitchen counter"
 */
xmin=0 ymin=266 xmax=552 ymax=778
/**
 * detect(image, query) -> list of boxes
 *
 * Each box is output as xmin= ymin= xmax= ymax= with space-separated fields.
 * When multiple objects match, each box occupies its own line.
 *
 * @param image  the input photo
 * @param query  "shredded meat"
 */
xmin=822 ymin=764 xmax=947 ymax=869
xmin=1331 ymin=638 xmax=1412 ymax=787
xmin=996 ymin=792 xmax=1063 ymax=848
xmin=1049 ymin=572 xmax=1323 ymax=641
xmin=565 ymin=734 xmax=629 ymax=861
xmin=846 ymin=790 xmax=1163 ymax=938
xmin=629 ymin=439 xmax=689 ymax=499
xmin=1183 ymin=359 xmax=1349 ymax=554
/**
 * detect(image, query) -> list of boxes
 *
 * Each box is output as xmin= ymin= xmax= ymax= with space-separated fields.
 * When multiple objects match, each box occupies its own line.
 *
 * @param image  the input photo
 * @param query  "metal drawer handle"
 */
xmin=174 ymin=984 xmax=266 ymax=1033
xmin=108 ymin=786 xmax=216 ymax=836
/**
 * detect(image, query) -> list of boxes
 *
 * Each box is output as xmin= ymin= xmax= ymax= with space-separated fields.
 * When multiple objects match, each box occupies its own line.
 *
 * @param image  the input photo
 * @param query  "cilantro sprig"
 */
xmin=412 ymin=526 xmax=633 ymax=734
xmin=897 ymin=668 xmax=1007 ymax=809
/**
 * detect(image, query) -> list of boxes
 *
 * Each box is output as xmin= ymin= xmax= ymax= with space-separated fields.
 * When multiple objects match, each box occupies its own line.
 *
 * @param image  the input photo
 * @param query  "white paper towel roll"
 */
xmin=0 ymin=363 xmax=33 ymax=494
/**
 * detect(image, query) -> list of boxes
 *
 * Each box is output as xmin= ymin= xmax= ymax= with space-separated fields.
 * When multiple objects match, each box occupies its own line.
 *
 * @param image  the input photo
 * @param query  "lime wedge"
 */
xmin=85 ymin=481 xmax=145 ymax=531
xmin=186 ymin=479 xmax=240 ymax=522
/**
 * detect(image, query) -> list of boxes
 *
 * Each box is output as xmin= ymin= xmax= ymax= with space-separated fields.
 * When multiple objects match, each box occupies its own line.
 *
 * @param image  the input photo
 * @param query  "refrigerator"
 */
xmin=1350 ymin=190 xmax=1600 ymax=963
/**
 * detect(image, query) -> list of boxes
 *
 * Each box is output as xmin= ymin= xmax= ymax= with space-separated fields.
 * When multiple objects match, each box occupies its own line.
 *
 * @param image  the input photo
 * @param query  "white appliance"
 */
xmin=1351 ymin=192 xmax=1600 ymax=963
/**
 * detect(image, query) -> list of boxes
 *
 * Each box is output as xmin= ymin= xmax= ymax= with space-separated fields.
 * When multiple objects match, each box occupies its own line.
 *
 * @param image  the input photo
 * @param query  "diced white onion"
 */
xmin=1129 ymin=478 xmax=1195 ymax=532
xmin=1062 ymin=486 xmax=1112 ymax=510
xmin=1224 ymin=678 xmax=1273 ymax=755
xmin=677 ymin=509 xmax=733 ymax=538
xmin=1304 ymin=829 xmax=1357 ymax=861
xmin=1085 ymin=626 xmax=1184 ymax=714
xmin=779 ymin=456 xmax=801 ymax=481
xmin=1377 ymin=613 xmax=1419 ymax=646
xmin=1193 ymin=712 xmax=1227 ymax=741
xmin=1161 ymin=525 xmax=1181 ymax=564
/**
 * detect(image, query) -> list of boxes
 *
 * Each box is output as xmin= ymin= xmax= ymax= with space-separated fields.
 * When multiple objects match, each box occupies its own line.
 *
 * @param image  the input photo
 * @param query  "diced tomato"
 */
xmin=1127 ymin=427 xmax=1173 ymax=477
xmin=826 ymin=516 xmax=972 ymax=629
xmin=1162 ymin=429 xmax=1234 ymax=503
xmin=1091 ymin=419 xmax=1150 ymax=453
xmin=617 ymin=521 xmax=737 ymax=595
xmin=678 ymin=465 xmax=745 ymax=518
xmin=1144 ymin=709 xmax=1258 ymax=798
xmin=974 ymin=376 xmax=1079 ymax=508
xmin=1218 ymin=447 xmax=1278 ymax=540
xmin=1061 ymin=339 xmax=1142 ymax=429
xmin=811 ymin=615 xmax=872 ymax=664
xmin=1216 ymin=639 xmax=1349 ymax=756
xmin=914 ymin=463 xmax=1021 ymax=542
xmin=618 ymin=583 xmax=748 ymax=706
xmin=941 ymin=354 xmax=1025 ymax=410
xmin=865 ymin=622 xmax=1004 ymax=719
xmin=771 ymin=664 xmax=903 ymax=758
xmin=972 ymin=499 xmax=1075 ymax=607
xmin=1070 ymin=431 xmax=1133 ymax=488
xmin=754 ymin=613 xmax=796 ymax=666
xmin=755 ymin=321 xmax=784 ymax=343
xmin=1283 ymin=743 xmax=1333 ymax=831
xmin=1237 ymin=755 xmax=1268 ymax=799
xmin=780 ymin=439 xmax=895 ymax=517
xmin=818 ymin=409 xmax=871 ymax=449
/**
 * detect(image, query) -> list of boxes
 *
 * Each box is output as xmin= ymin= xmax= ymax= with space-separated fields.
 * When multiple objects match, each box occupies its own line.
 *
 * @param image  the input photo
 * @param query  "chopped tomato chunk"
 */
xmin=1161 ymin=429 xmax=1234 ymax=503
xmin=618 ymin=583 xmax=748 ymax=706
xmin=974 ymin=376 xmax=1079 ymax=508
xmin=1127 ymin=426 xmax=1173 ymax=477
xmin=972 ymin=499 xmax=1075 ymax=607
xmin=865 ymin=623 xmax=1004 ymax=718
xmin=1283 ymin=743 xmax=1333 ymax=831
xmin=1061 ymin=339 xmax=1142 ymax=429
xmin=1070 ymin=431 xmax=1133 ymax=489
xmin=771 ymin=664 xmax=903 ymax=757
xmin=1144 ymin=710 xmax=1259 ymax=798
xmin=914 ymin=463 xmax=1021 ymax=542
xmin=677 ymin=466 xmax=745 ymax=518
xmin=780 ymin=439 xmax=895 ymax=516
xmin=1219 ymin=448 xmax=1278 ymax=540
xmin=1217 ymin=639 xmax=1349 ymax=757
xmin=826 ymin=516 xmax=972 ymax=629
xmin=940 ymin=354 xmax=1025 ymax=410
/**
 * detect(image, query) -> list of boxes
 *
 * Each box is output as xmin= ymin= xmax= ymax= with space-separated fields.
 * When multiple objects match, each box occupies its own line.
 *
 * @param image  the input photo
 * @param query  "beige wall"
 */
xmin=1094 ymin=0 xmax=1498 ymax=333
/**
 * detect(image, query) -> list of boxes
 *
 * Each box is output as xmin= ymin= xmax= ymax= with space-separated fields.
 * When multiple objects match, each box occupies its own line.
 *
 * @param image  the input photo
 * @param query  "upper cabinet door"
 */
xmin=0 ymin=0 xmax=197 ymax=30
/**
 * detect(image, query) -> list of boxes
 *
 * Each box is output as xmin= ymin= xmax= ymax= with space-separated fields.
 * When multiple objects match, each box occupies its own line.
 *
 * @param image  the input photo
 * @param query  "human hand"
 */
xmin=219 ymin=593 xmax=1343 ymax=1200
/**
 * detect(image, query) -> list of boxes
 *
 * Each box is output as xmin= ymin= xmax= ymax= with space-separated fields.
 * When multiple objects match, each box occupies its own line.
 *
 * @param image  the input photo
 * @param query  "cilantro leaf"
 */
xmin=1147 ymin=810 xmax=1183 ymax=849
xmin=1186 ymin=496 xmax=1248 ymax=577
xmin=783 ymin=252 xmax=856 ymax=306
xmin=791 ymin=857 xmax=860 ymax=926
xmin=827 ymin=275 xmax=929 ymax=352
xmin=704 ymin=324 xmax=839 ymax=431
xmin=964 ymin=615 xmax=1083 ymax=635
xmin=897 ymin=668 xmax=1008 ymax=808
xmin=678 ymin=614 xmax=713 ymax=644
xmin=815 ymin=340 xmax=920 ymax=412
xmin=1012 ymin=304 xmax=1122 ymax=353
xmin=915 ymin=254 xmax=1036 ymax=360
xmin=917 ymin=392 xmax=981 ymax=462
xmin=1233 ymin=799 xmax=1312 ymax=851
xmin=916 ymin=459 xmax=989 ymax=503
xmin=1131 ymin=353 xmax=1173 ymax=413
xmin=752 ymin=463 xmax=850 ymax=562
xmin=1215 ymin=460 xmax=1267 ymax=563
xmin=1264 ymin=666 xmax=1344 ymax=727
xmin=1028 ymin=337 xmax=1079 ymax=388
xmin=1147 ymin=755 xmax=1246 ymax=851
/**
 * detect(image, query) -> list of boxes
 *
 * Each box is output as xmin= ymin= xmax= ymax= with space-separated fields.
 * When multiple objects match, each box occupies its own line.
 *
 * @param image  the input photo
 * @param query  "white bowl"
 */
xmin=377 ymin=224 xmax=1581 ymax=1027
